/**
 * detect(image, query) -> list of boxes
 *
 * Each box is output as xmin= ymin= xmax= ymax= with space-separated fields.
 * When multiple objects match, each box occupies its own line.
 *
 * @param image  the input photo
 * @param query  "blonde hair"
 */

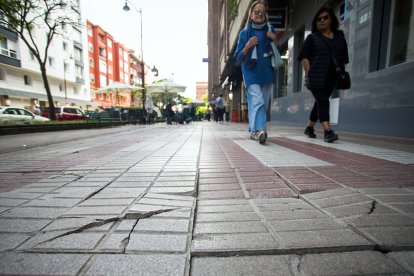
xmin=249 ymin=0 xmax=269 ymax=21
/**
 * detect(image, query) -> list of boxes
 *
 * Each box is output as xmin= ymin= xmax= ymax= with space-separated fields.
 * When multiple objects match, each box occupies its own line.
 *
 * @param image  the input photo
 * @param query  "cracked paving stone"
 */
xmin=34 ymin=233 xmax=105 ymax=250
xmin=134 ymin=218 xmax=190 ymax=233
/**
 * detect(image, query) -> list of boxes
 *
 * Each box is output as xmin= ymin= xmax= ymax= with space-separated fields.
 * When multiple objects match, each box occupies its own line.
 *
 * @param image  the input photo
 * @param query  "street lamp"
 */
xmin=123 ymin=0 xmax=146 ymax=108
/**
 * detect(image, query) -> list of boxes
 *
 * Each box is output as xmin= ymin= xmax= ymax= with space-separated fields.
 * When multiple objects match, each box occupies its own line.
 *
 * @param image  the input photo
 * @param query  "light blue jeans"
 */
xmin=246 ymin=84 xmax=273 ymax=132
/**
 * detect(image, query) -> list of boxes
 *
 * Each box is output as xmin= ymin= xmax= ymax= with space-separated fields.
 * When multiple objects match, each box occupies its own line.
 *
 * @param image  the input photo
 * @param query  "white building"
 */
xmin=0 ymin=0 xmax=95 ymax=111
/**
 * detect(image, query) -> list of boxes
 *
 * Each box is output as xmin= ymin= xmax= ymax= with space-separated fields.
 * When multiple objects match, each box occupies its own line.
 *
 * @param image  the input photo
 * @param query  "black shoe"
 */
xmin=324 ymin=129 xmax=338 ymax=143
xmin=304 ymin=126 xmax=316 ymax=138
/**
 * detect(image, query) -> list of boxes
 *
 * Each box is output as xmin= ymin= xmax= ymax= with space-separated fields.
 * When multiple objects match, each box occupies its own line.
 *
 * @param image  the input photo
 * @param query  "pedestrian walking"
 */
xmin=297 ymin=6 xmax=349 ymax=142
xmin=165 ymin=102 xmax=174 ymax=125
xmin=234 ymin=0 xmax=277 ymax=144
xmin=215 ymin=93 xmax=225 ymax=123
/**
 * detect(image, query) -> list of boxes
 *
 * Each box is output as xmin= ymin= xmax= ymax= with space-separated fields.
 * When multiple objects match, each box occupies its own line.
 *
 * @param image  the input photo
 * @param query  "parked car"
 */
xmin=41 ymin=106 xmax=87 ymax=120
xmin=0 ymin=106 xmax=50 ymax=123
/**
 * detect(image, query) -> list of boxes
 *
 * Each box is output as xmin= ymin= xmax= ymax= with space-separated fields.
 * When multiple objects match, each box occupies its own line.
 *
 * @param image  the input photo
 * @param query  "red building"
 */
xmin=196 ymin=81 xmax=208 ymax=100
xmin=87 ymin=21 xmax=131 ymax=108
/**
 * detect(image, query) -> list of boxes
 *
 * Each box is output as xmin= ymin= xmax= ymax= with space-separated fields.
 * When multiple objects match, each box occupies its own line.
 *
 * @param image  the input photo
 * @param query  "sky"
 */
xmin=81 ymin=0 xmax=208 ymax=99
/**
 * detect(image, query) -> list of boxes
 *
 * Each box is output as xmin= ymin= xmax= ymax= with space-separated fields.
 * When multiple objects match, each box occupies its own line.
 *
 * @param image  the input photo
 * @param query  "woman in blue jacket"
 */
xmin=234 ymin=0 xmax=277 ymax=144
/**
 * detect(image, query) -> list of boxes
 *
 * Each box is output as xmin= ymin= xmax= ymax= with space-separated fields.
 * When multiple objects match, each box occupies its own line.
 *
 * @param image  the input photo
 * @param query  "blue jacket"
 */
xmin=234 ymin=23 xmax=276 ymax=87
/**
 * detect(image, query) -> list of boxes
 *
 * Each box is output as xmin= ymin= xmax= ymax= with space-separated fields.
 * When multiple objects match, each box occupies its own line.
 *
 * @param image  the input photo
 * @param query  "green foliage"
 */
xmin=227 ymin=0 xmax=238 ymax=21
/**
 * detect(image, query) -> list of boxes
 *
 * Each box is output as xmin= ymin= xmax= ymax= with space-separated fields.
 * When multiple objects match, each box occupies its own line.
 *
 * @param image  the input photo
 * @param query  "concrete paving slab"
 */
xmin=191 ymin=255 xmax=292 ymax=276
xmin=269 ymin=218 xmax=345 ymax=232
xmin=1 ymin=207 xmax=68 ymax=219
xmin=298 ymin=251 xmax=407 ymax=275
xmin=360 ymin=226 xmax=414 ymax=247
xmin=0 ymin=218 xmax=51 ymax=232
xmin=196 ymin=212 xmax=260 ymax=222
xmin=0 ymin=198 xmax=28 ymax=207
xmin=277 ymin=229 xmax=372 ymax=250
xmin=33 ymin=232 xmax=104 ymax=250
xmin=0 ymin=253 xmax=90 ymax=275
xmin=85 ymin=254 xmax=187 ymax=276
xmin=0 ymin=233 xmax=31 ymax=251
xmin=192 ymin=233 xmax=278 ymax=253
xmin=387 ymin=251 xmax=414 ymax=274
xmin=62 ymin=206 xmax=127 ymax=216
xmin=134 ymin=218 xmax=190 ymax=233
xmin=126 ymin=233 xmax=188 ymax=253
xmin=194 ymin=221 xmax=268 ymax=235
xmin=261 ymin=209 xmax=326 ymax=220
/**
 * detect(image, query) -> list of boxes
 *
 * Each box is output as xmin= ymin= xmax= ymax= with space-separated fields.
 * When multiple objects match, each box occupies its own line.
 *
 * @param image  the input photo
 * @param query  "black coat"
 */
xmin=298 ymin=30 xmax=349 ymax=89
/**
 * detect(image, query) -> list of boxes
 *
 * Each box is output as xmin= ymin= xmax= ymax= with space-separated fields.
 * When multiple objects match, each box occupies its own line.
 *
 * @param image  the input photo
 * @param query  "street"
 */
xmin=0 ymin=122 xmax=413 ymax=275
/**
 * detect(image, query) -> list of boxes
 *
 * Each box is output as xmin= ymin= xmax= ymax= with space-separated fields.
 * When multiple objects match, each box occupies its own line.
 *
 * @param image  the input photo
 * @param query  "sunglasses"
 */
xmin=253 ymin=9 xmax=266 ymax=16
xmin=317 ymin=15 xmax=330 ymax=22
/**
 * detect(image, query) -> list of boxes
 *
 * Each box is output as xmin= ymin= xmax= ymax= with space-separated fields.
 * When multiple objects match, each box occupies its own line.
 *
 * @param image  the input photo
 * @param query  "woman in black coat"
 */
xmin=298 ymin=6 xmax=349 ymax=142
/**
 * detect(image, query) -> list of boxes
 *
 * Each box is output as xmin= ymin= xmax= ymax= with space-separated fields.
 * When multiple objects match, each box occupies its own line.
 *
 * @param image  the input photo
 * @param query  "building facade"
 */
xmin=196 ymin=81 xmax=209 ymax=100
xmin=0 ymin=0 xmax=92 ymax=110
xmin=209 ymin=0 xmax=414 ymax=138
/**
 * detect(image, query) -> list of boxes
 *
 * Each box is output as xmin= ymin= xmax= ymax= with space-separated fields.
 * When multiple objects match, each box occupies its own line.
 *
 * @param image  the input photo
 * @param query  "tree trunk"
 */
xmin=40 ymin=66 xmax=56 ymax=121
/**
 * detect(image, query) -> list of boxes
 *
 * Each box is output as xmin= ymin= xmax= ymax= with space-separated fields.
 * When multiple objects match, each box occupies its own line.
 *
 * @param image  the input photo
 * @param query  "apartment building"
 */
xmin=0 ymin=0 xmax=92 ymax=110
xmin=87 ymin=21 xmax=132 ymax=108
xmin=209 ymin=0 xmax=414 ymax=137
xmin=196 ymin=81 xmax=208 ymax=100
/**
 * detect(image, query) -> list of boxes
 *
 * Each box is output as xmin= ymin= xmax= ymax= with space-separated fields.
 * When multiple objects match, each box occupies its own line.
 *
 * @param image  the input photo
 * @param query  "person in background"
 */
xmin=33 ymin=104 xmax=41 ymax=115
xmin=165 ymin=102 xmax=174 ymax=125
xmin=297 ymin=6 xmax=349 ymax=142
xmin=234 ymin=0 xmax=277 ymax=144
xmin=215 ymin=93 xmax=225 ymax=123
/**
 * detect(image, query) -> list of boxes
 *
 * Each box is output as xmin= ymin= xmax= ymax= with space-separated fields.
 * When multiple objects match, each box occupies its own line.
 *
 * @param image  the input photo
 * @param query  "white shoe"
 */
xmin=250 ymin=131 xmax=258 ymax=140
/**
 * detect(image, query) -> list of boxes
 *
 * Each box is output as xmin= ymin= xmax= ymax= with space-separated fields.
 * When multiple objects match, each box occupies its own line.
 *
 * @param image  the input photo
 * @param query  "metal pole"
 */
xmin=140 ymin=9 xmax=145 ymax=109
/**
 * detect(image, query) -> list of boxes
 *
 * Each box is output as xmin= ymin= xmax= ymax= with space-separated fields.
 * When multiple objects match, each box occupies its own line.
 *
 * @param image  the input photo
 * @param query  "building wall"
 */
xmin=0 ymin=2 xmax=91 ymax=110
xmin=196 ymin=82 xmax=208 ymax=100
xmin=212 ymin=0 xmax=414 ymax=138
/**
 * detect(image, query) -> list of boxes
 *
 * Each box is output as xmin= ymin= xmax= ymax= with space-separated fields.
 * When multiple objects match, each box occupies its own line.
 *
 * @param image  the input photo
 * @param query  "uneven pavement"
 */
xmin=0 ymin=122 xmax=413 ymax=275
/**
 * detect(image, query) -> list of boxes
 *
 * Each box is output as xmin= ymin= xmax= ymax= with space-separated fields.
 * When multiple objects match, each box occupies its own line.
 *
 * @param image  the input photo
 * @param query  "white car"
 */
xmin=0 ymin=106 xmax=50 ymax=123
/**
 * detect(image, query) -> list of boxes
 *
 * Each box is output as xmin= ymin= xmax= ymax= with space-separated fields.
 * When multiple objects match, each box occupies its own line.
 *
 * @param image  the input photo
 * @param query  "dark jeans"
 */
xmin=309 ymin=87 xmax=334 ymax=123
xmin=217 ymin=108 xmax=224 ymax=122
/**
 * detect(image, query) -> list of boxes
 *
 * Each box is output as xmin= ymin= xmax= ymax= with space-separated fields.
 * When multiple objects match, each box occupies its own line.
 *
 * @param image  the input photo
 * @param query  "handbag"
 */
xmin=331 ymin=55 xmax=351 ymax=90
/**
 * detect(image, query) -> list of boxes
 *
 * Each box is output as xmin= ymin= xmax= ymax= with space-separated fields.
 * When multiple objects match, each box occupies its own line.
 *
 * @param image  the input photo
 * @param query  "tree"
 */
xmin=0 ymin=0 xmax=81 ymax=120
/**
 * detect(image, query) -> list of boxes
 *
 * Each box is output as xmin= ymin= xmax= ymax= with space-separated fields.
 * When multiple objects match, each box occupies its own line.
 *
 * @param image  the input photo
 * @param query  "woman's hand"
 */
xmin=266 ymin=30 xmax=276 ymax=41
xmin=246 ymin=36 xmax=258 ymax=48
xmin=243 ymin=36 xmax=258 ymax=55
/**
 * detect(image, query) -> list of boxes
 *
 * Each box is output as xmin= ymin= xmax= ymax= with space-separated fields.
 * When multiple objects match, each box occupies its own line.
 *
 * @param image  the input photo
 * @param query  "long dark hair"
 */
xmin=311 ymin=6 xmax=339 ymax=33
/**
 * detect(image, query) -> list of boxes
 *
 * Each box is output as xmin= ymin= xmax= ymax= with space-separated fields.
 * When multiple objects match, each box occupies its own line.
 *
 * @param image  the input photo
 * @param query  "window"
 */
xmin=87 ymin=27 xmax=93 ymax=37
xmin=108 ymin=52 xmax=112 ymax=61
xmin=48 ymin=57 xmax=55 ymax=67
xmin=389 ymin=0 xmax=414 ymax=66
xmin=99 ymin=60 xmax=107 ymax=72
xmin=74 ymin=48 xmax=82 ymax=62
xmin=29 ymin=52 xmax=35 ymax=61
xmin=63 ymin=42 xmax=68 ymax=51
xmin=75 ymin=65 xmax=83 ymax=78
xmin=0 ymin=38 xmax=17 ymax=58
xmin=90 ymin=73 xmax=95 ymax=83
xmin=88 ymin=42 xmax=93 ymax=52
xmin=24 ymin=75 xmax=32 ymax=85
xmin=370 ymin=0 xmax=414 ymax=71
xmin=89 ymin=58 xmax=94 ymax=67
xmin=59 ymin=83 xmax=63 ymax=92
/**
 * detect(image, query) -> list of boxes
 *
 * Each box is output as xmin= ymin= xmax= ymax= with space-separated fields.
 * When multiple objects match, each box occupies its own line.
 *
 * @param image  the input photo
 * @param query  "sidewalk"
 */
xmin=0 ymin=122 xmax=413 ymax=275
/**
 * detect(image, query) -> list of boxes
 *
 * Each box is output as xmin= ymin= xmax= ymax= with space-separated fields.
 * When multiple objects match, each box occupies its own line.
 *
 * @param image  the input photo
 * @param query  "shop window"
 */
xmin=370 ymin=0 xmax=414 ymax=71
